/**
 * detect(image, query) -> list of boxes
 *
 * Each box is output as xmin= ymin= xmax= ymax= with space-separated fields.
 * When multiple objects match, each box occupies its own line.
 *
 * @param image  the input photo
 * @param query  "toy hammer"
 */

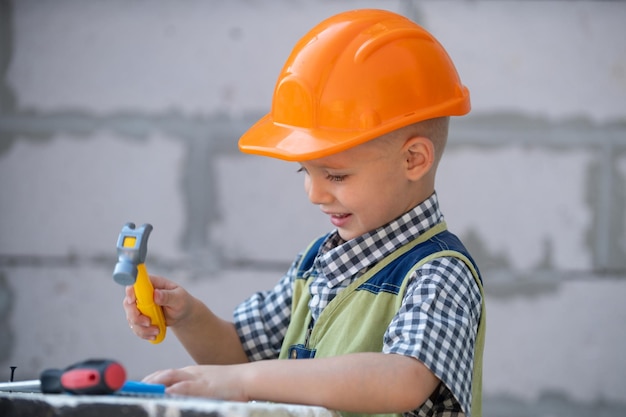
xmin=113 ymin=222 xmax=166 ymax=344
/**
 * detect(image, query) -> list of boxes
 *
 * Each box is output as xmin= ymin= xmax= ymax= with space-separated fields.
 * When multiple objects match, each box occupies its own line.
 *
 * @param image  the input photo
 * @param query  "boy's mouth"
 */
xmin=329 ymin=213 xmax=351 ymax=227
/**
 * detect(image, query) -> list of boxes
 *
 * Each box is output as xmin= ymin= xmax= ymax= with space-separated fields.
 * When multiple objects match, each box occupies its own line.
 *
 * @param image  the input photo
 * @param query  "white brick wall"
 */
xmin=1 ymin=1 xmax=625 ymax=413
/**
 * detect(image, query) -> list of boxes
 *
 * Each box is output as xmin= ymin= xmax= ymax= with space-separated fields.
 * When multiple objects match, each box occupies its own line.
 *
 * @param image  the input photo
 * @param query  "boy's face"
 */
xmin=298 ymin=135 xmax=425 ymax=241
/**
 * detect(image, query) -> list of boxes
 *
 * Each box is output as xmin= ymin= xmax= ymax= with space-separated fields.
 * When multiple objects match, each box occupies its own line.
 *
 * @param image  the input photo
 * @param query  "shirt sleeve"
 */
xmin=233 ymin=256 xmax=301 ymax=361
xmin=382 ymin=256 xmax=482 ymax=415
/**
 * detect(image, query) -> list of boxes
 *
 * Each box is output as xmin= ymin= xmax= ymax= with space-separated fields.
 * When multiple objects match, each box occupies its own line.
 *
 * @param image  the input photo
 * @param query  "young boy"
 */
xmin=124 ymin=9 xmax=485 ymax=417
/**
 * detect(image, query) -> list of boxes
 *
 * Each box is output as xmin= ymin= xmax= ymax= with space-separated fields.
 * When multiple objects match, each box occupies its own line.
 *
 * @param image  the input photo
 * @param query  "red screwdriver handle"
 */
xmin=41 ymin=359 xmax=126 ymax=395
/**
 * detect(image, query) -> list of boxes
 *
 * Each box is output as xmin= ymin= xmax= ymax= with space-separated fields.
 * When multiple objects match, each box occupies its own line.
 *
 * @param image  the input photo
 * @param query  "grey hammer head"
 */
xmin=113 ymin=222 xmax=153 ymax=286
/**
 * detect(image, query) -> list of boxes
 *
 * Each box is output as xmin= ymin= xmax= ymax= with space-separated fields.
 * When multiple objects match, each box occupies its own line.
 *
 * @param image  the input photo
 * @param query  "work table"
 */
xmin=0 ymin=391 xmax=340 ymax=417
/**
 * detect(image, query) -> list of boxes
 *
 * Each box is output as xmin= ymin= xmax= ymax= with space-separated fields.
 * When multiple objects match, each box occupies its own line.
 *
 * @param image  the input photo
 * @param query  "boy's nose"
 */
xmin=305 ymin=176 xmax=332 ymax=205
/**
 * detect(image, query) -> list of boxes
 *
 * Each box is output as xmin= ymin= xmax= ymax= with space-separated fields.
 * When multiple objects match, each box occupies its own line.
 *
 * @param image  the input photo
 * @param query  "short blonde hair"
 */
xmin=415 ymin=116 xmax=449 ymax=163
xmin=384 ymin=117 xmax=450 ymax=163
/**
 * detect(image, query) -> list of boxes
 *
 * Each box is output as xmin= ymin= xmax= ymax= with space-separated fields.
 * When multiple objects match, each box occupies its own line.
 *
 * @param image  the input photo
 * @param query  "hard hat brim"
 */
xmin=238 ymin=114 xmax=375 ymax=162
xmin=238 ymin=89 xmax=470 ymax=162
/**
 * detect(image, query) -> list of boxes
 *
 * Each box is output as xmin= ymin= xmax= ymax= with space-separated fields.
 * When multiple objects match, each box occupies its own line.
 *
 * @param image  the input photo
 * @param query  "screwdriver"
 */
xmin=0 ymin=359 xmax=126 ymax=394
xmin=1 ymin=359 xmax=166 ymax=396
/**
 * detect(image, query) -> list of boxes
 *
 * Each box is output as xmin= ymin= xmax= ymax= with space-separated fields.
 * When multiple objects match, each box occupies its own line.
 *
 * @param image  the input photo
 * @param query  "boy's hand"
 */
xmin=123 ymin=275 xmax=194 ymax=341
xmin=141 ymin=353 xmax=439 ymax=413
xmin=124 ymin=275 xmax=248 ymax=364
xmin=143 ymin=365 xmax=248 ymax=401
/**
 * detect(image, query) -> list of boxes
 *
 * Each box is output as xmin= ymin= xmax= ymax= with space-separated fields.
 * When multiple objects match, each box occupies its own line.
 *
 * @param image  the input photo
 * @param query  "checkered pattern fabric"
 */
xmin=234 ymin=192 xmax=482 ymax=417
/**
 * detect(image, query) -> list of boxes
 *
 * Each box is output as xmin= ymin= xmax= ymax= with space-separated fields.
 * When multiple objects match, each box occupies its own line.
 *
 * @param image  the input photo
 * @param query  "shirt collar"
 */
xmin=313 ymin=192 xmax=444 ymax=287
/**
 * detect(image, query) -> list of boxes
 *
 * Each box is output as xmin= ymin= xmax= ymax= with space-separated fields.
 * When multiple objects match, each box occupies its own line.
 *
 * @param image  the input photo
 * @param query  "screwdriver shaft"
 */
xmin=0 ymin=380 xmax=41 ymax=392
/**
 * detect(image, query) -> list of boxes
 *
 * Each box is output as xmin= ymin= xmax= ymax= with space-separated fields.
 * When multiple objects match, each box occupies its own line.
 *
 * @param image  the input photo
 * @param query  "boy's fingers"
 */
xmin=126 ymin=307 xmax=159 ymax=339
xmin=129 ymin=321 xmax=159 ymax=341
xmin=122 ymin=281 xmax=161 ymax=340
xmin=123 ymin=289 xmax=153 ymax=328
xmin=153 ymin=288 xmax=166 ymax=306
xmin=149 ymin=275 xmax=178 ymax=291
xmin=124 ymin=285 xmax=136 ymax=301
xmin=154 ymin=287 xmax=181 ymax=308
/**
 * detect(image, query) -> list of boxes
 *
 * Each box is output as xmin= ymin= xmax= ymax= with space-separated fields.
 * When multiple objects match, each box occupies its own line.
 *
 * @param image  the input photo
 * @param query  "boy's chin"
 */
xmin=337 ymin=228 xmax=363 ymax=242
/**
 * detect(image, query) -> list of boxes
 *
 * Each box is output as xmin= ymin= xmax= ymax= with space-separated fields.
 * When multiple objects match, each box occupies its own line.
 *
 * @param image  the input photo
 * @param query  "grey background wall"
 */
xmin=1 ymin=1 xmax=625 ymax=416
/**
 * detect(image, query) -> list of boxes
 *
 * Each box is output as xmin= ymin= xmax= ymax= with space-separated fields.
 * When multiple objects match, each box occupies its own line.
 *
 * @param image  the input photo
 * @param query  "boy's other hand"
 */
xmin=143 ymin=365 xmax=248 ymax=401
xmin=123 ymin=275 xmax=195 ymax=341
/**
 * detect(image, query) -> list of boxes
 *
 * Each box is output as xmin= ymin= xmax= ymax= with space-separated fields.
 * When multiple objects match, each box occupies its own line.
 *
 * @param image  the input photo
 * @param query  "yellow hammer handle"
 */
xmin=134 ymin=264 xmax=166 ymax=344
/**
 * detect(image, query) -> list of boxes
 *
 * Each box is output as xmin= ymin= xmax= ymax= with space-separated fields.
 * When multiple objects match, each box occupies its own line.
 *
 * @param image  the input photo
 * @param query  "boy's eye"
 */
xmin=326 ymin=174 xmax=346 ymax=182
xmin=297 ymin=166 xmax=345 ymax=182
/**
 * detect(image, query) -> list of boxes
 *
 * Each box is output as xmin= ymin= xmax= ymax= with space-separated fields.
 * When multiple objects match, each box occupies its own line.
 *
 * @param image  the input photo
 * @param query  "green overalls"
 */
xmin=279 ymin=222 xmax=486 ymax=417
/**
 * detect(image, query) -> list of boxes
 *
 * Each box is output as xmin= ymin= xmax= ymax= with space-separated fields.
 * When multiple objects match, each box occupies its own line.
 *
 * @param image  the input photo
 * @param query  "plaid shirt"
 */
xmin=234 ymin=192 xmax=482 ymax=417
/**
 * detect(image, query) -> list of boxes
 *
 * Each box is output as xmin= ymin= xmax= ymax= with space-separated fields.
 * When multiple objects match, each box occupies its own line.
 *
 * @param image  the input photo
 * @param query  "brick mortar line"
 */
xmin=0 ymin=254 xmax=624 ymax=280
xmin=1 ymin=113 xmax=625 ymax=147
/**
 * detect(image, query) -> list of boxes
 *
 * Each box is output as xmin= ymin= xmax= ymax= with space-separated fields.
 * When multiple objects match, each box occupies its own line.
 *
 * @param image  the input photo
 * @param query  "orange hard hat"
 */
xmin=239 ymin=9 xmax=470 ymax=161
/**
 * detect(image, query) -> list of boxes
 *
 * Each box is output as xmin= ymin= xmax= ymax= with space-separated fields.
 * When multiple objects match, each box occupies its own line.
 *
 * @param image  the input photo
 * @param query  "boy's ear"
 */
xmin=404 ymin=136 xmax=435 ymax=181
